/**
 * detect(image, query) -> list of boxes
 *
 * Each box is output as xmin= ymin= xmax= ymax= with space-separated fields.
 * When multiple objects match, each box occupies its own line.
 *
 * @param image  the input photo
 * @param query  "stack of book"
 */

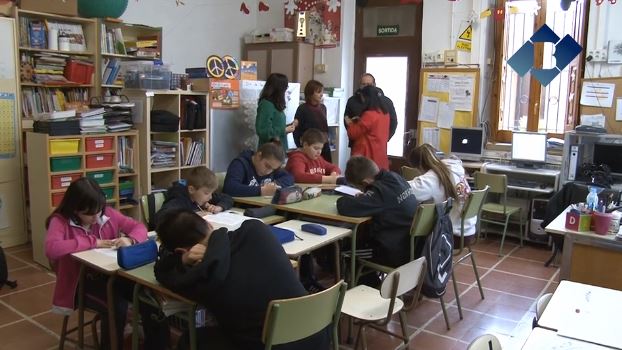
xmin=30 ymin=53 xmax=71 ymax=84
xmin=179 ymin=137 xmax=205 ymax=166
xmin=33 ymin=110 xmax=80 ymax=136
xmin=101 ymin=58 xmax=123 ymax=85
xmin=78 ymin=108 xmax=106 ymax=134
xmin=151 ymin=140 xmax=177 ymax=168
xmin=125 ymin=35 xmax=160 ymax=58
xmin=22 ymin=87 xmax=89 ymax=117
xmin=101 ymin=101 xmax=134 ymax=132
xmin=117 ymin=136 xmax=135 ymax=173
xmin=100 ymin=25 xmax=126 ymax=55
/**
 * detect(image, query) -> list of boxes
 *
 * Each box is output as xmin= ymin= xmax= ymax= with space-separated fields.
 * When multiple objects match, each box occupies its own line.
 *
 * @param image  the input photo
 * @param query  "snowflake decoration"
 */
xmin=327 ymin=0 xmax=340 ymax=12
xmin=285 ymin=0 xmax=298 ymax=15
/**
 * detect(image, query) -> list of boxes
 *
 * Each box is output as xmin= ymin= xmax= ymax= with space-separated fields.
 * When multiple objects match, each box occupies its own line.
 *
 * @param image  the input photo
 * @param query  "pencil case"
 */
xmin=117 ymin=239 xmax=158 ymax=270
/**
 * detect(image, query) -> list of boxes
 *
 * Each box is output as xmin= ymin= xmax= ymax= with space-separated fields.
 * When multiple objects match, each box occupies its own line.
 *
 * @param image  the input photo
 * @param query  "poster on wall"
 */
xmin=210 ymin=79 xmax=240 ymax=109
xmin=284 ymin=0 xmax=341 ymax=48
xmin=0 ymin=93 xmax=16 ymax=159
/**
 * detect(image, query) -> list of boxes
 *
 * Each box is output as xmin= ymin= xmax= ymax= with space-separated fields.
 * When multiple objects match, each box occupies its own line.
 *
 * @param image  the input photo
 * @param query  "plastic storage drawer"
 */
xmin=51 ymin=173 xmax=82 ymax=190
xmin=85 ymin=136 xmax=113 ymax=152
xmin=86 ymin=170 xmax=114 ymax=184
xmin=49 ymin=139 xmax=80 ymax=155
xmin=102 ymin=187 xmax=115 ymax=200
xmin=50 ymin=156 xmax=82 ymax=172
xmin=52 ymin=192 xmax=65 ymax=207
xmin=86 ymin=154 xmax=114 ymax=168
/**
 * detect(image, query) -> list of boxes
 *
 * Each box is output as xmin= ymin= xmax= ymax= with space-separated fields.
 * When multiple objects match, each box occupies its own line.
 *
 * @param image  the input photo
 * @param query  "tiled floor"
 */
xmin=0 ymin=236 xmax=560 ymax=350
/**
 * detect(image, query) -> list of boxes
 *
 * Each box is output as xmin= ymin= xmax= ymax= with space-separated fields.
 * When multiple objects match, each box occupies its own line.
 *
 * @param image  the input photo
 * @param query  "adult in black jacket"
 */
xmin=336 ymin=156 xmax=418 ymax=268
xmin=154 ymin=209 xmax=330 ymax=350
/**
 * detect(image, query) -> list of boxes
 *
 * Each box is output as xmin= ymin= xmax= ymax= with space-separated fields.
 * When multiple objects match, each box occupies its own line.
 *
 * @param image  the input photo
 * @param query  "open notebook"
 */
xmin=203 ymin=211 xmax=258 ymax=231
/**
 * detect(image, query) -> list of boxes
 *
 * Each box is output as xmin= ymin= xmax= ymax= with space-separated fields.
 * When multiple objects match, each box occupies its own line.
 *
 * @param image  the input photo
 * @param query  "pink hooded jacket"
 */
xmin=45 ymin=207 xmax=147 ymax=315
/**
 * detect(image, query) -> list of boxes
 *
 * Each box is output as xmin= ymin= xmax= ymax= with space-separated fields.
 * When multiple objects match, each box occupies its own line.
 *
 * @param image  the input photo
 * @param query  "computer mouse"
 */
xmin=301 ymin=223 xmax=327 ymax=235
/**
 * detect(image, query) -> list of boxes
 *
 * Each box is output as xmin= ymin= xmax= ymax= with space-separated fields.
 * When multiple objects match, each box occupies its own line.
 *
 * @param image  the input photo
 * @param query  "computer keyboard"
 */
xmin=507 ymin=178 xmax=543 ymax=188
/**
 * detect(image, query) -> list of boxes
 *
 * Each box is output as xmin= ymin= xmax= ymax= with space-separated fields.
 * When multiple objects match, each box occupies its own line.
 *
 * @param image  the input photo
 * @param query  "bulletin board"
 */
xmin=579 ymin=77 xmax=622 ymax=134
xmin=416 ymin=68 xmax=480 ymax=154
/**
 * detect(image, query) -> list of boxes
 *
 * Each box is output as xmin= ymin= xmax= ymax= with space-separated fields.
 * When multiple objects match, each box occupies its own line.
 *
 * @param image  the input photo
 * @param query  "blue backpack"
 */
xmin=0 ymin=245 xmax=17 ymax=289
xmin=421 ymin=199 xmax=453 ymax=298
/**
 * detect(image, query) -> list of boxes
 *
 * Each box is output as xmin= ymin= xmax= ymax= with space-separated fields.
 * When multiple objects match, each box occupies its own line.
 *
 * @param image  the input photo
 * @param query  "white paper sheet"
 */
xmin=580 ymin=114 xmax=606 ymax=127
xmin=427 ymin=74 xmax=450 ymax=93
xmin=335 ymin=185 xmax=362 ymax=197
xmin=437 ymin=102 xmax=455 ymax=129
xmin=449 ymin=76 xmax=474 ymax=112
xmin=617 ymin=98 xmax=622 ymax=121
xmin=204 ymin=211 xmax=249 ymax=230
xmin=580 ymin=82 xmax=615 ymax=108
xmin=93 ymin=248 xmax=118 ymax=258
xmin=419 ymin=96 xmax=439 ymax=123
xmin=422 ymin=127 xmax=440 ymax=149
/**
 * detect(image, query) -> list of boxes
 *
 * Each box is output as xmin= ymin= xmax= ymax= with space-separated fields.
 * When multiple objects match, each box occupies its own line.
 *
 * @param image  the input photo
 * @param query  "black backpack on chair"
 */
xmin=0 ymin=245 xmax=17 ymax=289
xmin=421 ymin=199 xmax=453 ymax=298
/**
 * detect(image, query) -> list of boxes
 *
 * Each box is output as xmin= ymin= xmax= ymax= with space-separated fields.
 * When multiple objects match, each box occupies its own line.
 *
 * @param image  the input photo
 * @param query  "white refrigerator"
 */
xmin=209 ymin=80 xmax=300 ymax=172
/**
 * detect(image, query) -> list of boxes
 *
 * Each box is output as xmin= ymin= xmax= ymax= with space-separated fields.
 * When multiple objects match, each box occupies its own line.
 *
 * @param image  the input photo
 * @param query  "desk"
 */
xmin=537 ymin=280 xmax=622 ymax=349
xmin=227 ymin=207 xmax=285 ymax=225
xmin=522 ymin=327 xmax=608 ymax=349
xmin=72 ymin=249 xmax=120 ymax=350
xmin=233 ymin=194 xmax=371 ymax=286
xmin=276 ymin=220 xmax=352 ymax=282
xmin=545 ymin=207 xmax=622 ymax=290
xmin=483 ymin=163 xmax=560 ymax=194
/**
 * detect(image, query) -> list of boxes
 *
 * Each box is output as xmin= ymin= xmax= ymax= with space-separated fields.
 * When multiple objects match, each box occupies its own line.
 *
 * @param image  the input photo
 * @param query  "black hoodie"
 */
xmin=336 ymin=170 xmax=419 ymax=267
xmin=154 ymin=220 xmax=330 ymax=350
xmin=156 ymin=182 xmax=233 ymax=225
xmin=223 ymin=150 xmax=294 ymax=197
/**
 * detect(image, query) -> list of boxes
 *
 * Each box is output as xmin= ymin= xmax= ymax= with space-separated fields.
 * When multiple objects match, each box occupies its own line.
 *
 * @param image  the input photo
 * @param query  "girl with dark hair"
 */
xmin=44 ymin=177 xmax=157 ymax=349
xmin=344 ymin=85 xmax=390 ymax=169
xmin=292 ymin=79 xmax=332 ymax=162
xmin=256 ymin=73 xmax=297 ymax=154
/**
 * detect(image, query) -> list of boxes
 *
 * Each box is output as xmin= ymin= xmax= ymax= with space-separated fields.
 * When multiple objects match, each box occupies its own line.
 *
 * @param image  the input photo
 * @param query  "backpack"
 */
xmin=0 ymin=245 xmax=17 ymax=289
xmin=421 ymin=199 xmax=454 ymax=298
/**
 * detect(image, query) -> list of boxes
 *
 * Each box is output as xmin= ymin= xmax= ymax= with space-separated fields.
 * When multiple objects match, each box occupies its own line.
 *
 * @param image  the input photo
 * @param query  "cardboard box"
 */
xmin=0 ymin=1 xmax=16 ymax=17
xmin=565 ymin=211 xmax=591 ymax=232
xmin=189 ymin=78 xmax=210 ymax=92
xmin=20 ymin=0 xmax=78 ymax=17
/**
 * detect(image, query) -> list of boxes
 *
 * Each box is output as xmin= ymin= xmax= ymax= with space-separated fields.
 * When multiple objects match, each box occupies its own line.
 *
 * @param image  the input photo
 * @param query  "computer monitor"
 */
xmin=450 ymin=127 xmax=484 ymax=160
xmin=511 ymin=132 xmax=547 ymax=168
xmin=593 ymin=143 xmax=622 ymax=175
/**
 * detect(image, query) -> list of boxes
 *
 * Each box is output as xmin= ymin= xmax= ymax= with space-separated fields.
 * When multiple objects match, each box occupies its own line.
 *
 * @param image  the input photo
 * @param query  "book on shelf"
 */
xmin=28 ymin=20 xmax=47 ymax=49
xmin=35 ymin=109 xmax=76 ymax=120
xmin=22 ymin=87 xmax=88 ymax=118
xmin=45 ymin=20 xmax=87 ymax=52
xmin=118 ymin=136 xmax=135 ymax=172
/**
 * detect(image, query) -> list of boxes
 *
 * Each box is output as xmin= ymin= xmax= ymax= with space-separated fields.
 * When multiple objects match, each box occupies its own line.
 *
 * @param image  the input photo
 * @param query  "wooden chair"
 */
xmin=341 ymin=258 xmax=426 ymax=350
xmin=467 ymin=334 xmax=502 ymax=350
xmin=451 ymin=186 xmax=489 ymax=316
xmin=262 ymin=281 xmax=347 ymax=350
xmin=140 ymin=192 xmax=165 ymax=230
xmin=401 ymin=166 xmax=422 ymax=181
xmin=475 ymin=172 xmax=524 ymax=256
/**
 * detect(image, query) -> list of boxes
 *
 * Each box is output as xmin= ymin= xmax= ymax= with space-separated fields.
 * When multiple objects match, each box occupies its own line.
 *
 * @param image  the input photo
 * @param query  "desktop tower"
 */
xmin=529 ymin=198 xmax=549 ymax=242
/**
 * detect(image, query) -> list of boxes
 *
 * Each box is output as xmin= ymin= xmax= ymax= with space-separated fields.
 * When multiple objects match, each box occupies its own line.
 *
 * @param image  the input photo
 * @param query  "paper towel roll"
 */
xmin=48 ymin=29 xmax=58 ymax=50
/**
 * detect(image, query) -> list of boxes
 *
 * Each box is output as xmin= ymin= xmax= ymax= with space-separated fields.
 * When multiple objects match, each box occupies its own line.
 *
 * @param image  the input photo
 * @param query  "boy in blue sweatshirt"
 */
xmin=223 ymin=142 xmax=294 ymax=197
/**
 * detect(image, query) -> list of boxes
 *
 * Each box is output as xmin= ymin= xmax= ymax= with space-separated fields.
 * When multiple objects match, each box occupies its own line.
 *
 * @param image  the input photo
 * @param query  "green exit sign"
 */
xmin=377 ymin=25 xmax=399 ymax=36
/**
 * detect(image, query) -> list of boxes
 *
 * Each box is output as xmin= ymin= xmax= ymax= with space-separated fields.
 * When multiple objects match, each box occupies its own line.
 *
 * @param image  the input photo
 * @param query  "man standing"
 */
xmin=344 ymin=73 xmax=398 ymax=142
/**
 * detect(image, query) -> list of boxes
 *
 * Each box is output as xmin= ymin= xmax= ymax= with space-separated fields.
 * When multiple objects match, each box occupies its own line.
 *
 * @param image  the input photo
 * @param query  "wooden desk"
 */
xmin=522 ymin=327 xmax=608 ymax=349
xmin=227 ymin=207 xmax=285 ymax=225
xmin=545 ymin=207 xmax=622 ymax=290
xmin=276 ymin=220 xmax=352 ymax=282
xmin=537 ymin=280 xmax=622 ymax=349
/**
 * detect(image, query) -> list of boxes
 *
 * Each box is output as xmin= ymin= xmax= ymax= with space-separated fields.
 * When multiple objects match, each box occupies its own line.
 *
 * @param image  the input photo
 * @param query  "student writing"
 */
xmin=286 ymin=128 xmax=341 ymax=184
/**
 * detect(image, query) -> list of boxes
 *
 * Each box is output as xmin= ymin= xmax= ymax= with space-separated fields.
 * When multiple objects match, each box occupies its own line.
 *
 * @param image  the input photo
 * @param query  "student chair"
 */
xmin=532 ymin=292 xmax=553 ymax=328
xmin=467 ymin=334 xmax=502 ymax=350
xmin=216 ymin=172 xmax=226 ymax=193
xmin=474 ymin=172 xmax=524 ymax=256
xmin=451 ymin=186 xmax=489 ymax=313
xmin=401 ymin=166 xmax=422 ymax=181
xmin=341 ymin=258 xmax=426 ymax=350
xmin=140 ymin=192 xmax=165 ymax=230
xmin=262 ymin=281 xmax=347 ymax=350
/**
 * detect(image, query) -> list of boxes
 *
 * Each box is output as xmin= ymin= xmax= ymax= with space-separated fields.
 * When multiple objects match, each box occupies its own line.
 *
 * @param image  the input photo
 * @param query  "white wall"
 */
xmin=585 ymin=0 xmax=622 ymax=78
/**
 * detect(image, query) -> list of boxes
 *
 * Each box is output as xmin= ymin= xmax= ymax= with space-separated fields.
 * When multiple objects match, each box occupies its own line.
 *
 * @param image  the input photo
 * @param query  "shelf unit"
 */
xmin=26 ymin=131 xmax=140 ymax=267
xmin=123 ymin=90 xmax=209 ymax=196
xmin=15 ymin=9 xmax=98 ymax=131
xmin=560 ymin=131 xmax=622 ymax=185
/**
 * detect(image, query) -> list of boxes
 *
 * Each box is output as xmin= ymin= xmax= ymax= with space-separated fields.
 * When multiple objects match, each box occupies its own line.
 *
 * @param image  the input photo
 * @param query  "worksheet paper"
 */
xmin=437 ymin=102 xmax=455 ymax=129
xmin=617 ymin=98 xmax=622 ymax=121
xmin=335 ymin=185 xmax=363 ymax=197
xmin=449 ymin=76 xmax=474 ymax=111
xmin=204 ymin=211 xmax=250 ymax=230
xmin=580 ymin=82 xmax=615 ymax=108
xmin=93 ymin=248 xmax=118 ymax=258
xmin=427 ymin=74 xmax=450 ymax=93
xmin=419 ymin=96 xmax=439 ymax=123
xmin=422 ymin=127 xmax=440 ymax=149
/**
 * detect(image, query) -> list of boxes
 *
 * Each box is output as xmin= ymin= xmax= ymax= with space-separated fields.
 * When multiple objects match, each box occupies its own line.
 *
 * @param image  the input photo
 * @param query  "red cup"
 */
xmin=592 ymin=212 xmax=613 ymax=235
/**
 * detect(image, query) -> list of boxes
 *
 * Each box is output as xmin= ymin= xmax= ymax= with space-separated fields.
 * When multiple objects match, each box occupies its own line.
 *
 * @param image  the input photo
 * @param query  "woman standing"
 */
xmin=293 ymin=80 xmax=332 ymax=162
xmin=345 ymin=85 xmax=390 ymax=169
xmin=255 ymin=73 xmax=296 ymax=154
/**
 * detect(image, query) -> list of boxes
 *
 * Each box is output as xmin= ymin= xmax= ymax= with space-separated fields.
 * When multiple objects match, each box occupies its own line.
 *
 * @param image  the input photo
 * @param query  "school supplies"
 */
xmin=117 ymin=239 xmax=158 ymax=270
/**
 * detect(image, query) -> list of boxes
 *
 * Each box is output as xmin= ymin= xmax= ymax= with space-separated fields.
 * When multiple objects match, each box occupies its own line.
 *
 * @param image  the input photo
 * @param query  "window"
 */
xmin=492 ymin=0 xmax=586 ymax=142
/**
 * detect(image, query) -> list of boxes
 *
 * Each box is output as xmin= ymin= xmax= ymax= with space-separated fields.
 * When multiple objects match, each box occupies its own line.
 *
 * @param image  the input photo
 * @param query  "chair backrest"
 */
xmin=474 ymin=172 xmax=506 ymax=195
xmin=380 ymin=257 xmax=426 ymax=299
xmin=409 ymin=203 xmax=437 ymax=260
xmin=535 ymin=292 xmax=553 ymax=320
xmin=262 ymin=281 xmax=347 ymax=349
xmin=401 ymin=166 xmax=422 ymax=181
xmin=467 ymin=334 xmax=502 ymax=350
xmin=455 ymin=186 xmax=489 ymax=252
xmin=216 ymin=172 xmax=226 ymax=193
xmin=140 ymin=192 xmax=165 ymax=229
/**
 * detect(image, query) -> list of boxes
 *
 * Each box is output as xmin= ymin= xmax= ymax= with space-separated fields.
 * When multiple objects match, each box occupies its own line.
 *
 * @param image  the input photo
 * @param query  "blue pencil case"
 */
xmin=117 ymin=239 xmax=158 ymax=270
xmin=270 ymin=226 xmax=295 ymax=244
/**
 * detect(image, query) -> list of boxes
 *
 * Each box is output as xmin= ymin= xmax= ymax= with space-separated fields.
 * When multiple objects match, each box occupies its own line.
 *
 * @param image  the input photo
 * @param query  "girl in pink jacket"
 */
xmin=45 ymin=177 xmax=148 ymax=349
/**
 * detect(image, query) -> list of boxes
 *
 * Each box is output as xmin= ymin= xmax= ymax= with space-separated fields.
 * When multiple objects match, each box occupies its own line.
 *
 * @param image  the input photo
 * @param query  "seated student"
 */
xmin=336 ymin=156 xmax=419 ymax=268
xmin=157 ymin=167 xmax=233 ymax=221
xmin=45 ymin=177 xmax=167 ymax=350
xmin=286 ymin=128 xmax=341 ymax=184
xmin=223 ymin=142 xmax=294 ymax=197
xmin=154 ymin=208 xmax=330 ymax=350
xmin=407 ymin=143 xmax=475 ymax=241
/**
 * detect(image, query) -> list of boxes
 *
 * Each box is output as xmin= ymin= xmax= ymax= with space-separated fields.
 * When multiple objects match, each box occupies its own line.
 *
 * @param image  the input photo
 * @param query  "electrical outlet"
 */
xmin=314 ymin=64 xmax=327 ymax=73
xmin=423 ymin=52 xmax=435 ymax=64
xmin=592 ymin=49 xmax=607 ymax=62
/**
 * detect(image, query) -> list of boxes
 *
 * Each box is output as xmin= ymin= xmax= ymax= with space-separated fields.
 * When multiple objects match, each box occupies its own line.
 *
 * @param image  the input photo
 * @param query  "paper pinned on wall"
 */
xmin=427 ymin=74 xmax=450 ymax=93
xmin=0 ymin=193 xmax=8 ymax=230
xmin=422 ymin=127 xmax=440 ymax=149
xmin=616 ymin=98 xmax=622 ymax=121
xmin=437 ymin=102 xmax=455 ymax=129
xmin=449 ymin=76 xmax=474 ymax=111
xmin=580 ymin=82 xmax=615 ymax=108
xmin=419 ymin=96 xmax=439 ymax=123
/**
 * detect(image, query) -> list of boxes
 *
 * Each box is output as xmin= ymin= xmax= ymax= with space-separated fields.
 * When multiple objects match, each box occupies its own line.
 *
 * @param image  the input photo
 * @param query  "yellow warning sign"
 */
xmin=480 ymin=9 xmax=492 ymax=19
xmin=459 ymin=25 xmax=472 ymax=41
xmin=456 ymin=40 xmax=471 ymax=52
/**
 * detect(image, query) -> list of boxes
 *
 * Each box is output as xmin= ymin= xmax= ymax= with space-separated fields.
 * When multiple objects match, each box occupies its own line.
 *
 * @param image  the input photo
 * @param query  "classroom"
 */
xmin=0 ymin=0 xmax=621 ymax=349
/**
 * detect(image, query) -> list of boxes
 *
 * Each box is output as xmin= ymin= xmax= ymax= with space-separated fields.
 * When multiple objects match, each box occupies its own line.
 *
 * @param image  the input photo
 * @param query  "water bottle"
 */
xmin=586 ymin=187 xmax=599 ymax=211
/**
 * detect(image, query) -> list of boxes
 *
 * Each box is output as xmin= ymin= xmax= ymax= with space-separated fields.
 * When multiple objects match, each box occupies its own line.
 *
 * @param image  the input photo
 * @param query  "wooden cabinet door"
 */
xmin=270 ymin=48 xmax=295 ymax=81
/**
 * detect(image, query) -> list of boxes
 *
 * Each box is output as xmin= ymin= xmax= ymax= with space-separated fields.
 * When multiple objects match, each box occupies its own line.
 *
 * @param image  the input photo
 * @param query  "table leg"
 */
xmin=131 ymin=284 xmax=141 ymax=350
xmin=189 ymin=307 xmax=197 ymax=350
xmin=106 ymin=274 xmax=118 ymax=350
xmin=349 ymin=223 xmax=359 ymax=288
xmin=333 ymin=241 xmax=340 ymax=284
xmin=77 ymin=265 xmax=86 ymax=349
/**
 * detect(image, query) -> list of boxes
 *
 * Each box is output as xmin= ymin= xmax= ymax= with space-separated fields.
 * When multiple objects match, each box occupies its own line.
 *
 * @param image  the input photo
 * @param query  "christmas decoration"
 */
xmin=284 ymin=0 xmax=341 ymax=47
xmin=285 ymin=0 xmax=297 ymax=15
xmin=259 ymin=1 xmax=270 ymax=11
xmin=240 ymin=1 xmax=250 ymax=14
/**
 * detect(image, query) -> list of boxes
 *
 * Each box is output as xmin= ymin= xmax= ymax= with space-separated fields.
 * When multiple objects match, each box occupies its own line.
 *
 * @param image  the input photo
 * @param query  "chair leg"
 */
xmin=519 ymin=210 xmax=524 ymax=247
xmin=451 ymin=270 xmax=463 ymax=320
xmin=470 ymin=251 xmax=485 ymax=300
xmin=90 ymin=314 xmax=100 ymax=349
xmin=499 ymin=215 xmax=511 ymax=256
xmin=439 ymin=296 xmax=451 ymax=330
xmin=398 ymin=311 xmax=410 ymax=349
xmin=59 ymin=315 xmax=69 ymax=350
xmin=353 ymin=322 xmax=366 ymax=350
xmin=361 ymin=324 xmax=369 ymax=350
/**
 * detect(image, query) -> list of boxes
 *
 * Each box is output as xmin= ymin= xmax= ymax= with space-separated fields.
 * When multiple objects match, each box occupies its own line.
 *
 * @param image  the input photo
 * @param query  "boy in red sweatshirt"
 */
xmin=286 ymin=128 xmax=341 ymax=184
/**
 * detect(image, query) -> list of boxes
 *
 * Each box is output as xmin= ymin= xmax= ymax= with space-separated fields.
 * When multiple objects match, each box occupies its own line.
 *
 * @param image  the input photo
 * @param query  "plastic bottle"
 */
xmin=586 ymin=186 xmax=599 ymax=211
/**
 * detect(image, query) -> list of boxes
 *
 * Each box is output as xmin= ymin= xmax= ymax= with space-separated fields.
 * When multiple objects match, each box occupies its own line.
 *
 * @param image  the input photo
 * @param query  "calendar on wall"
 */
xmin=0 ymin=92 xmax=16 ymax=159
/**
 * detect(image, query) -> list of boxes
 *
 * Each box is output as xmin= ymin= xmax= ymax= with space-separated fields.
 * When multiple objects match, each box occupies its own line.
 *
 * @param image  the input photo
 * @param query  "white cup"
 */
xmin=58 ymin=37 xmax=70 ymax=51
xmin=48 ymin=29 xmax=58 ymax=50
